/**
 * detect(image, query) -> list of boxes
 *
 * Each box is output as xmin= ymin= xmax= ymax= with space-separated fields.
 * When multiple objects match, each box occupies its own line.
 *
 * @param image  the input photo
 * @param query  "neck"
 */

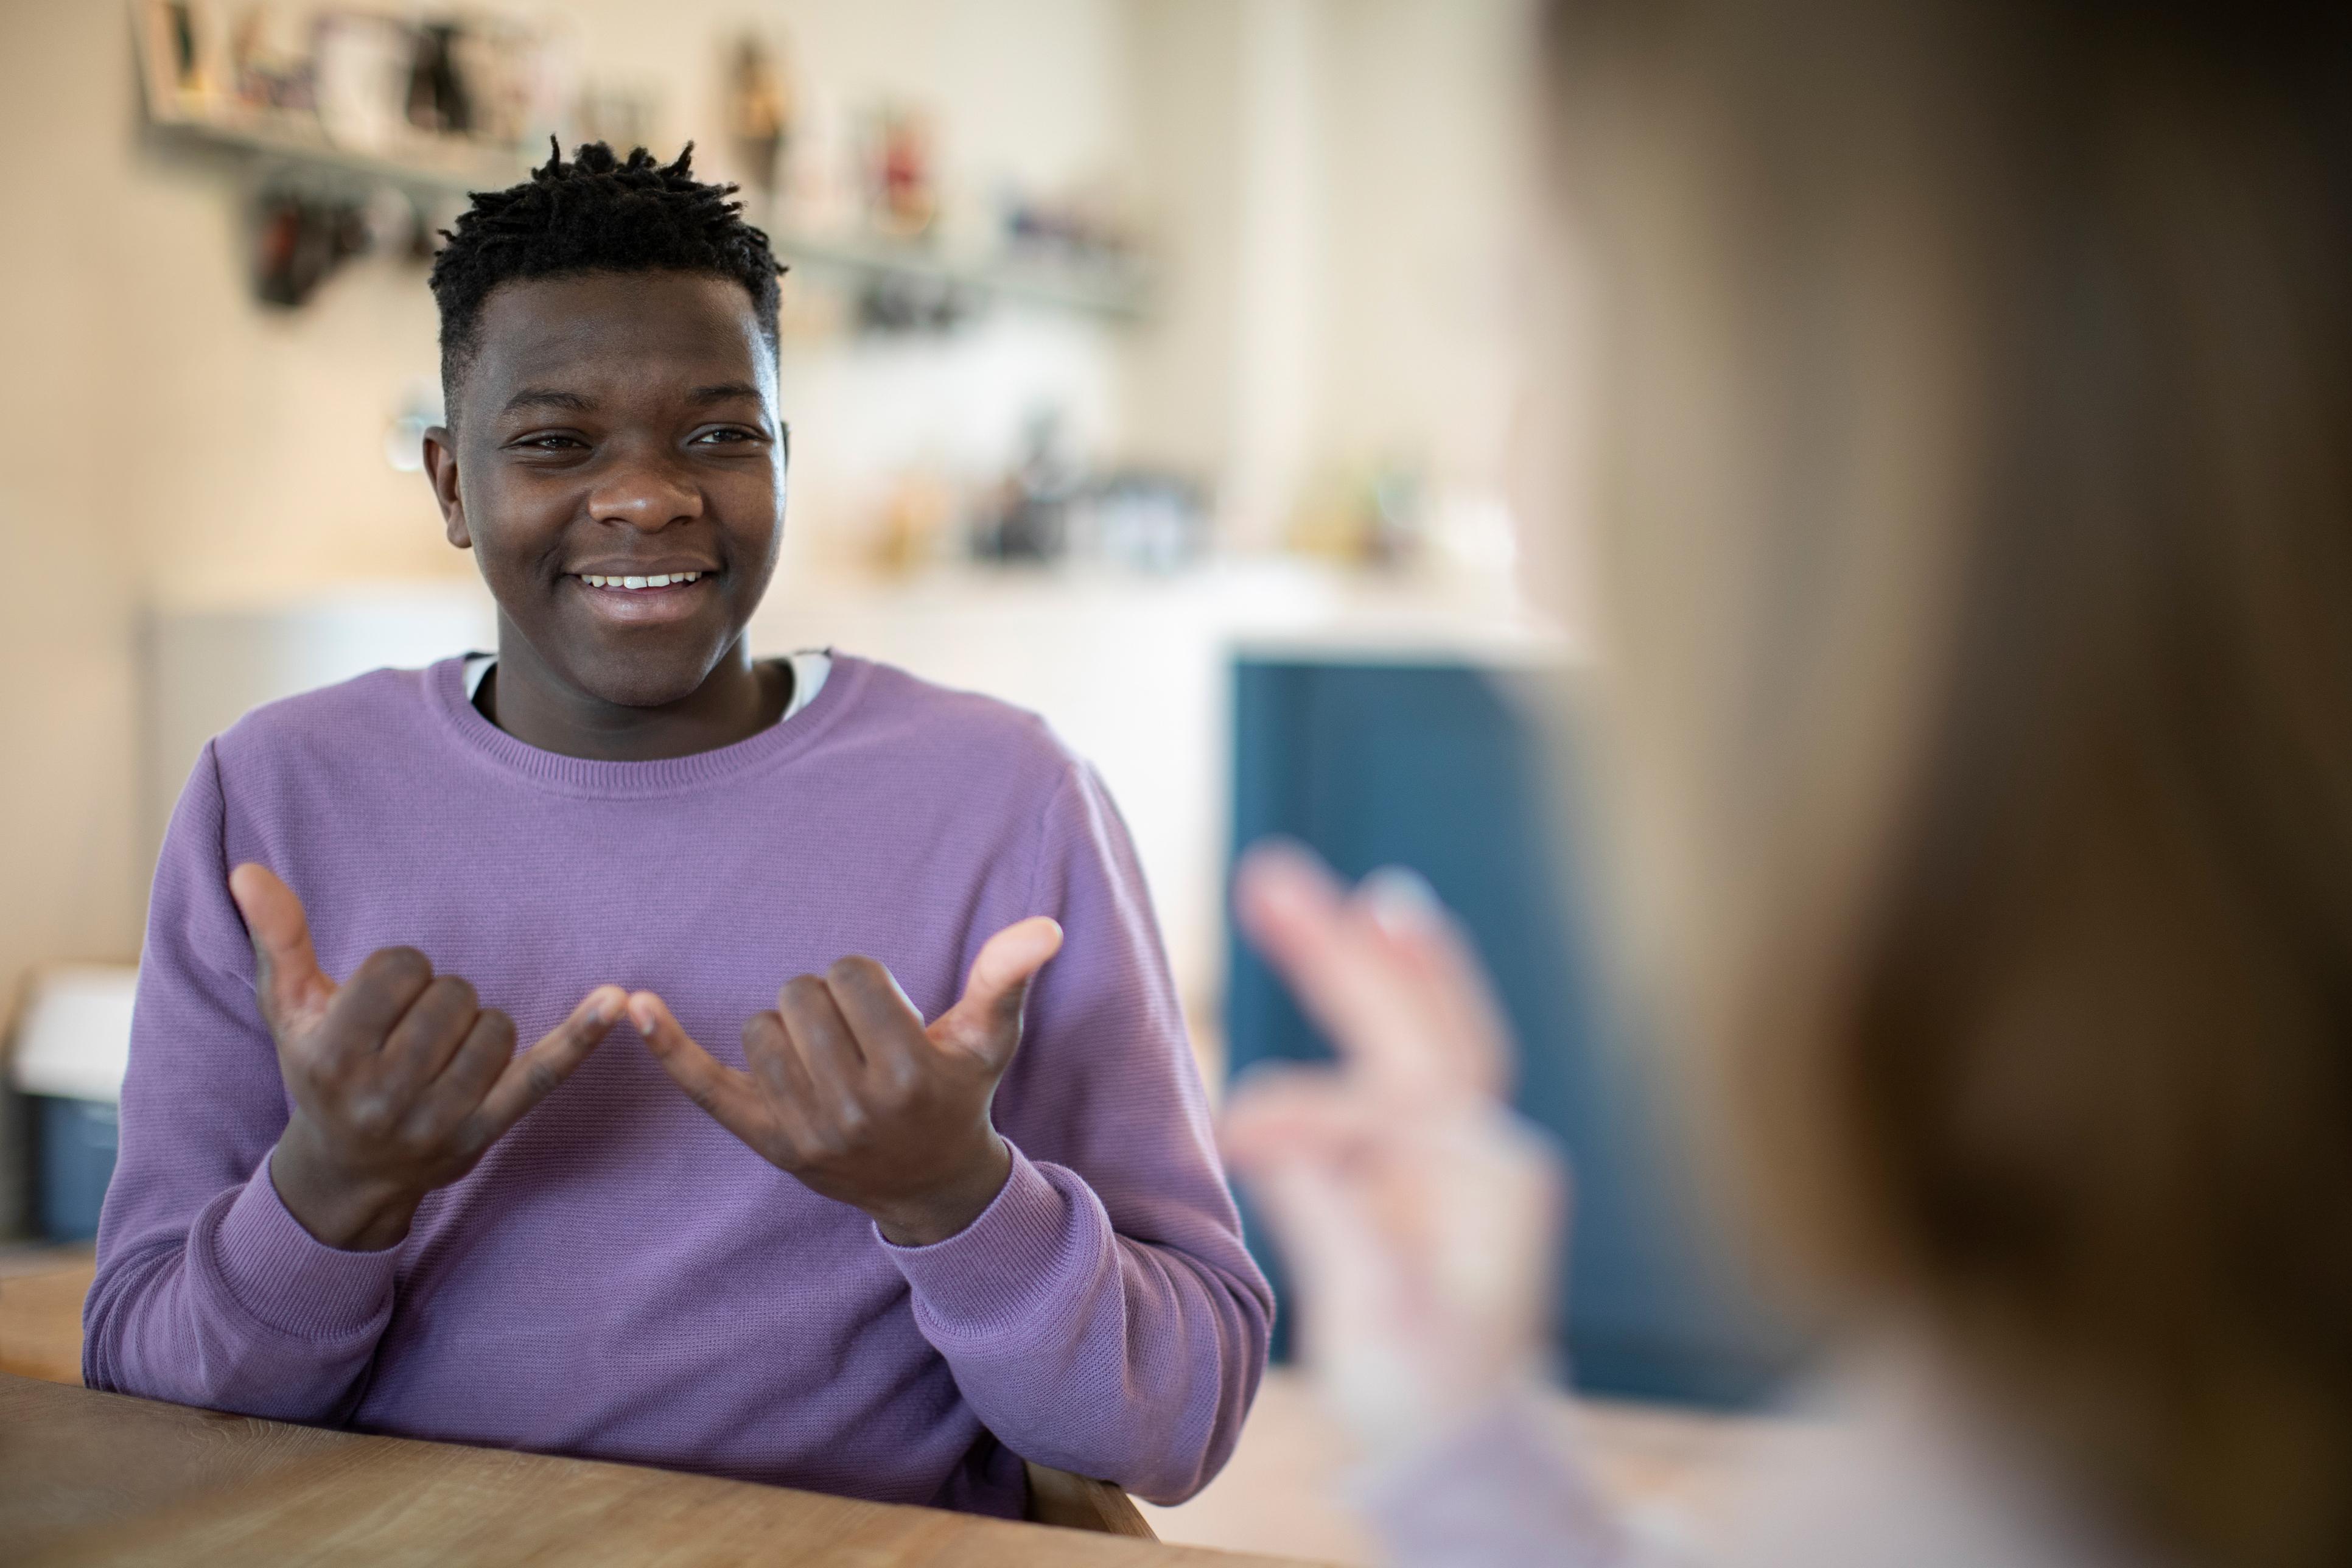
xmin=478 ymin=619 xmax=788 ymax=761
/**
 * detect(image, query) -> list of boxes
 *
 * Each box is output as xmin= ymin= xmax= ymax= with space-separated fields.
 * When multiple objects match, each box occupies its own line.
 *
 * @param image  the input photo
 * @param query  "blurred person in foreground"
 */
xmin=1223 ymin=2 xmax=2352 ymax=1566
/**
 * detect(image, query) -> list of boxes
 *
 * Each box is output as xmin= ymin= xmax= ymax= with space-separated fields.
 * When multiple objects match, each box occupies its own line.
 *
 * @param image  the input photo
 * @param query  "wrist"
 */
xmin=268 ymin=1134 xmax=420 ymax=1253
xmin=870 ymin=1133 xmax=1013 ymax=1248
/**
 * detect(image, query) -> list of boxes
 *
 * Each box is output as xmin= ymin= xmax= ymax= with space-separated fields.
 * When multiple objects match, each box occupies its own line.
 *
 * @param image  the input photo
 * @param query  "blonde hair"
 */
xmin=1544 ymin=4 xmax=2352 ymax=1564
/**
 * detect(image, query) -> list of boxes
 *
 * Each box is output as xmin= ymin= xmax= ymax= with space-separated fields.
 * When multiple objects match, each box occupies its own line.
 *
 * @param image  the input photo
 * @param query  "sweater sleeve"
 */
xmin=82 ymin=741 xmax=399 ymax=1419
xmin=1354 ymin=1393 xmax=1656 ymax=1568
xmin=880 ymin=760 xmax=1273 ymax=1505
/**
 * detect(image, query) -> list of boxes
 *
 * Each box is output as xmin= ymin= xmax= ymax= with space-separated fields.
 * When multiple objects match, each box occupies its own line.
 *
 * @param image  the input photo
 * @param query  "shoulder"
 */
xmin=209 ymin=662 xmax=447 ymax=782
xmin=825 ymin=654 xmax=1088 ymax=801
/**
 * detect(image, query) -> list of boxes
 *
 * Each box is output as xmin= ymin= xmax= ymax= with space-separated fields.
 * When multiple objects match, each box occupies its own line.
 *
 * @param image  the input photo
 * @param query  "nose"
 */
xmin=586 ymin=449 xmax=703 ymax=531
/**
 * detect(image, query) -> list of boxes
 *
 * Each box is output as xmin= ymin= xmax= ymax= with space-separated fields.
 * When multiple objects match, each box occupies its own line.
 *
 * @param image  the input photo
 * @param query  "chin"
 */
xmin=571 ymin=643 xmax=729 ymax=709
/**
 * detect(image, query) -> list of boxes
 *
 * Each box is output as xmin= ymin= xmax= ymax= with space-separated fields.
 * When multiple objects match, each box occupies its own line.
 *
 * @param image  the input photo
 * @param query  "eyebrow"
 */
xmin=495 ymin=382 xmax=768 ymax=418
xmin=687 ymin=382 xmax=767 ymax=406
xmin=500 ymin=387 xmax=595 ymax=416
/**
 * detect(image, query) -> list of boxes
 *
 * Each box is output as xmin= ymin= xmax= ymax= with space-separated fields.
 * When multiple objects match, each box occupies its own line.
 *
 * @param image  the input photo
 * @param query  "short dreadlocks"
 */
xmin=428 ymin=141 xmax=785 ymax=421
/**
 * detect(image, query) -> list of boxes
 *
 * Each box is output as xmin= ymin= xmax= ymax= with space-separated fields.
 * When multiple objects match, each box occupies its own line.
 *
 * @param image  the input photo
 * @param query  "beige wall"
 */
xmin=2 ymin=0 xmax=164 ymax=1006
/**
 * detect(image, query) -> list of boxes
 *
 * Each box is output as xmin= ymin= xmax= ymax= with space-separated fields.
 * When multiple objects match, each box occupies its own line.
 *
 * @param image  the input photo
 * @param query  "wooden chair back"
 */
xmin=1021 ymin=1460 xmax=1156 ymax=1538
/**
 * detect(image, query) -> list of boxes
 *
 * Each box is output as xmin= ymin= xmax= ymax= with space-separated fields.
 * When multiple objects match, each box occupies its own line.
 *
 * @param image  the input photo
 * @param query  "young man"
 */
xmin=85 ymin=143 xmax=1270 ymax=1516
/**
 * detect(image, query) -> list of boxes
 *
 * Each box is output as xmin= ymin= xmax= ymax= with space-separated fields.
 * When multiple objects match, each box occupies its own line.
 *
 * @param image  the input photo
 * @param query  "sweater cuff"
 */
xmin=201 ymin=1161 xmax=402 ymax=1343
xmin=878 ymin=1144 xmax=1091 ymax=1345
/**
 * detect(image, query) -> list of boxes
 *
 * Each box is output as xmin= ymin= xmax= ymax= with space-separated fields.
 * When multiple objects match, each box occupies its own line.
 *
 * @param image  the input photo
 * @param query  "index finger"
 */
xmin=473 ymin=986 xmax=626 ymax=1135
xmin=1234 ymin=841 xmax=1503 ymax=1103
xmin=627 ymin=992 xmax=771 ymax=1146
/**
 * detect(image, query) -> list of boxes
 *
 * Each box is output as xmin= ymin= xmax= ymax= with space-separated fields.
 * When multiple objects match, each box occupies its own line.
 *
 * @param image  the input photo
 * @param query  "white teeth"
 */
xmin=579 ymin=570 xmax=705 ymax=589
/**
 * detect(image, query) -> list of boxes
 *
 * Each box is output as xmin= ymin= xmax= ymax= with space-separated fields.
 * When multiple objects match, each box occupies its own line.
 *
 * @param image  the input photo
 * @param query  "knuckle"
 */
xmin=827 ymin=954 xmax=880 ymax=989
xmin=346 ymin=1093 xmax=396 ymax=1138
xmin=521 ymin=1060 xmax=561 ymax=1102
xmin=371 ymin=946 xmax=433 ymax=987
xmin=480 ymin=1008 xmax=518 ymax=1048
xmin=433 ymin=975 xmax=480 ymax=1013
xmin=780 ymin=974 xmax=828 ymax=1010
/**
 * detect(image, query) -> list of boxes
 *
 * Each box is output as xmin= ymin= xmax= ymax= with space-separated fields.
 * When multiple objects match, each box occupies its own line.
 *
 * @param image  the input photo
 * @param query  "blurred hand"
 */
xmin=231 ymin=863 xmax=626 ymax=1251
xmin=631 ymin=917 xmax=1065 ymax=1246
xmin=1223 ymin=841 xmax=1564 ymax=1460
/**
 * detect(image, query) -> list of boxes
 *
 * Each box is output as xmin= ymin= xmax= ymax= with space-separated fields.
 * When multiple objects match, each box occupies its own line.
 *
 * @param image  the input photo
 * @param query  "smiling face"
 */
xmin=425 ymin=269 xmax=786 ymax=709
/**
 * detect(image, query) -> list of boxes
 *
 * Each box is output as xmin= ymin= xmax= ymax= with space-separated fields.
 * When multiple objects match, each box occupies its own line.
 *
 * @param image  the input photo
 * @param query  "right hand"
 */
xmin=1221 ymin=842 xmax=1565 ymax=1460
xmin=229 ymin=863 xmax=625 ymax=1251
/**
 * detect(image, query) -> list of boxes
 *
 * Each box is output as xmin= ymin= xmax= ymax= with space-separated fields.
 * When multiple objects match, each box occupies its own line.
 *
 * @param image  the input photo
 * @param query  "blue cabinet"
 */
xmin=34 ymin=1096 xmax=119 ymax=1242
xmin=1225 ymin=656 xmax=1807 ymax=1408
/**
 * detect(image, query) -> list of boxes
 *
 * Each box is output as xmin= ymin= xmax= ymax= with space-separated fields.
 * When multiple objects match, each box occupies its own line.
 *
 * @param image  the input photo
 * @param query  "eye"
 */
xmin=507 ymin=433 xmax=586 ymax=452
xmin=691 ymin=426 xmax=763 ymax=446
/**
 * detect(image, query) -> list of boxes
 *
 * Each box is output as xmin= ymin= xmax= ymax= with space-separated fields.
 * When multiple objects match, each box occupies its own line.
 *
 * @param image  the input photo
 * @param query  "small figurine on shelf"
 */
xmin=404 ymin=22 xmax=472 ymax=136
xmin=867 ymin=472 xmax=955 ymax=576
xmin=864 ymin=103 xmax=937 ymax=242
xmin=138 ymin=0 xmax=226 ymax=119
xmin=310 ymin=12 xmax=412 ymax=153
xmin=1287 ymin=460 xmax=1430 ymax=571
xmin=726 ymin=33 xmax=794 ymax=198
xmin=971 ymin=411 xmax=1079 ymax=564
xmin=228 ymin=5 xmax=313 ymax=115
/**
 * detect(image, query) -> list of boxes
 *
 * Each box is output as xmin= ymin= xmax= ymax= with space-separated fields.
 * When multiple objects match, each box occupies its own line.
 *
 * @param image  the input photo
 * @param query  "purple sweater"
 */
xmin=85 ymin=653 xmax=1270 ymax=1514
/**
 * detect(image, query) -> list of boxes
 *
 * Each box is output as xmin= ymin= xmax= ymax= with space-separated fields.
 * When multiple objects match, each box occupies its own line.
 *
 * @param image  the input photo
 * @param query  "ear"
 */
xmin=422 ymin=425 xmax=471 ymax=550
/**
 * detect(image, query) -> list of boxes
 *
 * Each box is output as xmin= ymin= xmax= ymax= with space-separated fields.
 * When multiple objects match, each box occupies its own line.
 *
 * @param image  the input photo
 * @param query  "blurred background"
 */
xmin=0 ymin=2 xmax=1806 ymax=1558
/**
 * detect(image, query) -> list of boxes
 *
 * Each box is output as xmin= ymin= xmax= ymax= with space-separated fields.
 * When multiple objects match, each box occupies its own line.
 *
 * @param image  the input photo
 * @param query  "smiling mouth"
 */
xmin=573 ymin=571 xmax=712 ymax=590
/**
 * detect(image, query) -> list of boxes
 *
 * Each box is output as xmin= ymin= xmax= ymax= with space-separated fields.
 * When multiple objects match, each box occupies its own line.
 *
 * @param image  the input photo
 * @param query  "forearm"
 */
xmin=884 ymin=1148 xmax=1270 ymax=1504
xmin=83 ymin=1167 xmax=399 ymax=1421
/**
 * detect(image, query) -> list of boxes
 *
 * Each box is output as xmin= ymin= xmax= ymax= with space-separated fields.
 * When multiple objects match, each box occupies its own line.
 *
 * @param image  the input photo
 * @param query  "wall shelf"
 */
xmin=141 ymin=111 xmax=1152 ymax=321
xmin=761 ymin=219 xmax=1153 ymax=322
xmin=144 ymin=107 xmax=530 ymax=198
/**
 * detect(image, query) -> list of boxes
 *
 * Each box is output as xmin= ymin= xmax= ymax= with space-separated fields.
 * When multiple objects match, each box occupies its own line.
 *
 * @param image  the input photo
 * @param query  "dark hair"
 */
xmin=427 ymin=141 xmax=785 ymax=419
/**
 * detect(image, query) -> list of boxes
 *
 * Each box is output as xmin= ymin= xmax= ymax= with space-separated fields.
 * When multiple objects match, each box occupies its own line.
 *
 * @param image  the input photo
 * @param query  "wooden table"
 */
xmin=1 ymin=1373 xmax=1308 ymax=1566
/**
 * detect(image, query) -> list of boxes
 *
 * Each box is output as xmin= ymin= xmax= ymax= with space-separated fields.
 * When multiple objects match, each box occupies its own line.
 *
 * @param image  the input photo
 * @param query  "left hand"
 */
xmin=629 ymin=918 xmax=1064 ymax=1245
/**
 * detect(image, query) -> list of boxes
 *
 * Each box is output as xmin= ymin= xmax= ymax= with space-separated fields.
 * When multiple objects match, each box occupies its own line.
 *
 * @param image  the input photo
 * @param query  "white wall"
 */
xmin=1317 ymin=0 xmax=1537 ymax=494
xmin=1121 ymin=0 xmax=1542 ymax=543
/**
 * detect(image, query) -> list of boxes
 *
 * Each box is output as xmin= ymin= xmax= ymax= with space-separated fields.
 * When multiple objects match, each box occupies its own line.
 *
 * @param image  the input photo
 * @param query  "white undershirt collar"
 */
xmin=460 ymin=650 xmax=832 ymax=724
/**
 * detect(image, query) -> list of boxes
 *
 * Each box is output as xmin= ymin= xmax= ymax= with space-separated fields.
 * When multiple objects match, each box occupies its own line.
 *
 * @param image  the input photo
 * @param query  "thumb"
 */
xmin=928 ymin=917 xmax=1064 ymax=1066
xmin=228 ymin=863 xmax=334 ymax=1033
